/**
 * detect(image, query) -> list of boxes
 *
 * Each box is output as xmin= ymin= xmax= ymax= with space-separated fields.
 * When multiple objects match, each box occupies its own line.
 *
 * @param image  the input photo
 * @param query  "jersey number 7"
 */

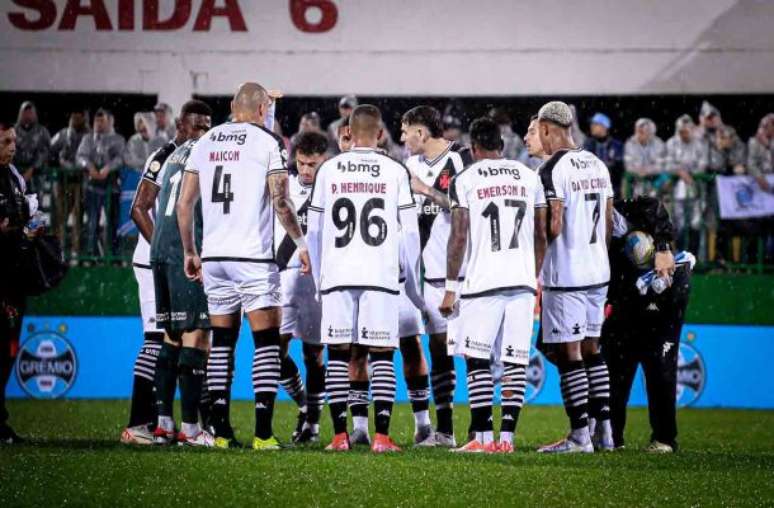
xmin=211 ymin=165 xmax=235 ymax=214
xmin=585 ymin=193 xmax=601 ymax=244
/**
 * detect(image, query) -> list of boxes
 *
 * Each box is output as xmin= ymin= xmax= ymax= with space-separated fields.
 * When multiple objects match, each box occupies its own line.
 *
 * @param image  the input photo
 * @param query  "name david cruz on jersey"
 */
xmin=570 ymin=177 xmax=609 ymax=193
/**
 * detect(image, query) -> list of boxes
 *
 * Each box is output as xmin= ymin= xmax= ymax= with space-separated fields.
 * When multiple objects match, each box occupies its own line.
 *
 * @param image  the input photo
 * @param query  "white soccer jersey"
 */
xmin=309 ymin=147 xmax=415 ymax=294
xmin=539 ymin=148 xmax=613 ymax=289
xmin=405 ymin=143 xmax=467 ymax=282
xmin=450 ymin=158 xmax=546 ymax=298
xmin=274 ymin=173 xmax=312 ymax=270
xmin=185 ymin=122 xmax=287 ymax=262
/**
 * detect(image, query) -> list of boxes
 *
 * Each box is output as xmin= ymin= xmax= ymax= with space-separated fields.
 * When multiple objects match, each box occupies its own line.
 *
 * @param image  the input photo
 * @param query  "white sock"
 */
xmin=302 ymin=422 xmax=320 ymax=434
xmin=158 ymin=416 xmax=175 ymax=432
xmin=353 ymin=416 xmax=369 ymax=432
xmin=570 ymin=426 xmax=591 ymax=444
xmin=500 ymin=431 xmax=514 ymax=444
xmin=414 ymin=410 xmax=431 ymax=429
xmin=182 ymin=422 xmax=200 ymax=437
xmin=598 ymin=419 xmax=612 ymax=438
xmin=481 ymin=431 xmax=494 ymax=444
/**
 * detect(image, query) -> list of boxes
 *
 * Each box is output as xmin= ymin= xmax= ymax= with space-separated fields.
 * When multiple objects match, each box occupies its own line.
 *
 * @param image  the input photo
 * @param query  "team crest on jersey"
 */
xmin=149 ymin=160 xmax=161 ymax=173
xmin=438 ymin=170 xmax=451 ymax=190
xmin=15 ymin=323 xmax=78 ymax=399
xmin=676 ymin=340 xmax=705 ymax=407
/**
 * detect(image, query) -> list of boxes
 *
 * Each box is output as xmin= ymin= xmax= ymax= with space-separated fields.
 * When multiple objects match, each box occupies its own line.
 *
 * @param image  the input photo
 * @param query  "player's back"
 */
xmin=540 ymin=148 xmax=613 ymax=289
xmin=310 ymin=147 xmax=414 ymax=294
xmin=150 ymin=139 xmax=201 ymax=263
xmin=186 ymin=121 xmax=287 ymax=262
xmin=451 ymin=158 xmax=545 ymax=297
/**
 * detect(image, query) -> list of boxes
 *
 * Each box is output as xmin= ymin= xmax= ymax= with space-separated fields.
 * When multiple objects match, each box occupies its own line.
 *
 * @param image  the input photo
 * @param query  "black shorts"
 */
xmin=152 ymin=261 xmax=210 ymax=332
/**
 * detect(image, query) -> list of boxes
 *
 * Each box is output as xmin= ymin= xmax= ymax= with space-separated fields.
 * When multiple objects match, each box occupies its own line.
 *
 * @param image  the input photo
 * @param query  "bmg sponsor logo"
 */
xmin=15 ymin=324 xmax=78 ymax=399
xmin=210 ymin=131 xmax=247 ymax=146
xmin=677 ymin=340 xmax=705 ymax=407
xmin=337 ymin=160 xmax=381 ymax=177
xmin=477 ymin=166 xmax=521 ymax=179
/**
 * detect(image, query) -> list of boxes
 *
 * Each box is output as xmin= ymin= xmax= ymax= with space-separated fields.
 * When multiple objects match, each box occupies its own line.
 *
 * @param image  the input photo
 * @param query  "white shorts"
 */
xmin=280 ymin=268 xmax=322 ymax=344
xmin=133 ymin=265 xmax=160 ymax=333
xmin=423 ymin=282 xmax=448 ymax=335
xmin=202 ymin=260 xmax=281 ymax=316
xmin=541 ymin=285 xmax=608 ymax=343
xmin=399 ymin=283 xmax=425 ymax=338
xmin=447 ymin=290 xmax=535 ymax=365
xmin=321 ymin=289 xmax=399 ymax=348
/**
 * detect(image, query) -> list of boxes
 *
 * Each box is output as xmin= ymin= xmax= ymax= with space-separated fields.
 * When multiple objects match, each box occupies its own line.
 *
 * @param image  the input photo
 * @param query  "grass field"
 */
xmin=1 ymin=401 xmax=773 ymax=507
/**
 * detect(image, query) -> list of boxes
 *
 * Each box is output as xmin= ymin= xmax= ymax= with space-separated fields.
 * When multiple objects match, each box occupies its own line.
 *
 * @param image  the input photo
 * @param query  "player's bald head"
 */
xmin=231 ymin=82 xmax=269 ymax=116
xmin=348 ymin=104 xmax=382 ymax=142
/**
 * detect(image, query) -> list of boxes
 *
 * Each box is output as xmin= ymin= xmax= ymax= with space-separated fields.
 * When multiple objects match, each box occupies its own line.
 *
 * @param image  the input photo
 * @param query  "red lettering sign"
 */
xmin=193 ymin=0 xmax=246 ymax=31
xmin=7 ymin=0 xmax=57 ymax=30
xmin=144 ymin=0 xmax=191 ymax=30
xmin=59 ymin=0 xmax=112 ymax=31
xmin=290 ymin=0 xmax=337 ymax=33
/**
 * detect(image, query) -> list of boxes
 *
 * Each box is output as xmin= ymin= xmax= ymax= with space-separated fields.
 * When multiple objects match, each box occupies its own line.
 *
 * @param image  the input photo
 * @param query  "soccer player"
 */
xmin=123 ymin=103 xmax=207 ymax=445
xmin=307 ymin=104 xmax=423 ymax=453
xmin=400 ymin=105 xmax=469 ymax=446
xmin=521 ymin=115 xmax=549 ymax=169
xmin=140 ymin=99 xmax=215 ymax=447
xmin=534 ymin=101 xmax=615 ymax=454
xmin=440 ymin=117 xmax=547 ymax=453
xmin=177 ymin=82 xmax=309 ymax=451
xmin=275 ymin=131 xmax=329 ymax=444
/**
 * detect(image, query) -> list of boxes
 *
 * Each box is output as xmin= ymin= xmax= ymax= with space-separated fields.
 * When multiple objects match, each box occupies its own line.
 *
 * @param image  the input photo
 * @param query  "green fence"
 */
xmin=27 ymin=267 xmax=774 ymax=326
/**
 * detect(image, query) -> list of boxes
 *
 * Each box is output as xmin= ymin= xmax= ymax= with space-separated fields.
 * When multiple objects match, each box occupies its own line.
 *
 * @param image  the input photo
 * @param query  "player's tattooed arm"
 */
xmin=605 ymin=197 xmax=614 ymax=247
xmin=547 ymin=200 xmax=563 ymax=242
xmin=534 ymin=207 xmax=548 ymax=277
xmin=131 ymin=179 xmax=159 ymax=243
xmin=268 ymin=172 xmax=303 ymax=240
xmin=439 ymin=206 xmax=468 ymax=317
xmin=410 ymin=173 xmax=450 ymax=210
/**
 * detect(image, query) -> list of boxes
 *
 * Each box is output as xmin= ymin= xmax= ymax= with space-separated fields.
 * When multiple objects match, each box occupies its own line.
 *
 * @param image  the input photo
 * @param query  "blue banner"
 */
xmin=8 ymin=316 xmax=774 ymax=409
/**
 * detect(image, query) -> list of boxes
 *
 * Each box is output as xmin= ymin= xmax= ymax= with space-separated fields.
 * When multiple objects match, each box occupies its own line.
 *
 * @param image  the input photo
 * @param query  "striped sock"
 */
xmin=370 ymin=351 xmax=396 ymax=436
xmin=407 ymin=375 xmax=431 ymax=429
xmin=207 ymin=327 xmax=238 ymax=436
xmin=586 ymin=353 xmax=611 ymax=421
xmin=500 ymin=364 xmax=527 ymax=435
xmin=128 ymin=332 xmax=162 ymax=427
xmin=431 ymin=353 xmax=456 ymax=434
xmin=348 ymin=379 xmax=370 ymax=432
xmin=559 ymin=360 xmax=590 ymax=431
xmin=252 ymin=328 xmax=281 ymax=440
xmin=280 ymin=356 xmax=307 ymax=411
xmin=466 ymin=358 xmax=494 ymax=440
xmin=326 ymin=347 xmax=349 ymax=435
xmin=303 ymin=349 xmax=326 ymax=427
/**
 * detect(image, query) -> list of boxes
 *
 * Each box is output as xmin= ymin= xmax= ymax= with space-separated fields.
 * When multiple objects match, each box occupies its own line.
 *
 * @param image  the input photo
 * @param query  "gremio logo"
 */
xmin=15 ymin=325 xmax=78 ymax=399
xmin=677 ymin=341 xmax=705 ymax=407
xmin=337 ymin=161 xmax=381 ymax=177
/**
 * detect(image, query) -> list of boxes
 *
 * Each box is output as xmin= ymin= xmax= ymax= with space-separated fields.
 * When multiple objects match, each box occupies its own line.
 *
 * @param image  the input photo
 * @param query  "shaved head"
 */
xmin=349 ymin=104 xmax=382 ymax=146
xmin=231 ymin=82 xmax=269 ymax=122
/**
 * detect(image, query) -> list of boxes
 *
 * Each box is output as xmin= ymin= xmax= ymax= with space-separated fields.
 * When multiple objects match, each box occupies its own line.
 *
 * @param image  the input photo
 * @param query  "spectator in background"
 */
xmin=13 ymin=101 xmax=51 ymax=186
xmin=585 ymin=112 xmax=625 ymax=196
xmin=488 ymin=107 xmax=524 ymax=160
xmin=442 ymin=102 xmax=469 ymax=147
xmin=748 ymin=113 xmax=774 ymax=191
xmin=327 ymin=95 xmax=357 ymax=153
xmin=624 ymin=118 xmax=666 ymax=198
xmin=666 ymin=114 xmax=707 ymax=257
xmin=77 ymin=108 xmax=126 ymax=259
xmin=153 ymin=103 xmax=176 ymax=141
xmin=124 ymin=112 xmax=161 ymax=172
xmin=50 ymin=108 xmax=90 ymax=258
xmin=377 ymin=121 xmax=403 ymax=160
xmin=569 ymin=104 xmax=587 ymax=148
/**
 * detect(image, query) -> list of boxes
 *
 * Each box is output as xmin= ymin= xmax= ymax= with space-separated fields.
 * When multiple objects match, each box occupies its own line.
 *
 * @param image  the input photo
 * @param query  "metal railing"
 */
xmin=622 ymin=172 xmax=772 ymax=274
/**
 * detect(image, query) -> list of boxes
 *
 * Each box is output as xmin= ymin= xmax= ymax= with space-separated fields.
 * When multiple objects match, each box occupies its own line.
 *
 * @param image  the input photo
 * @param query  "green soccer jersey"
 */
xmin=150 ymin=139 xmax=203 ymax=263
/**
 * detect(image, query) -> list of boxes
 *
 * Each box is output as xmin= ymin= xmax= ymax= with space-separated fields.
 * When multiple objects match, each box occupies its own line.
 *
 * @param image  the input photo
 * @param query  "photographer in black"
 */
xmin=0 ymin=122 xmax=32 ymax=444
xmin=603 ymin=196 xmax=692 ymax=453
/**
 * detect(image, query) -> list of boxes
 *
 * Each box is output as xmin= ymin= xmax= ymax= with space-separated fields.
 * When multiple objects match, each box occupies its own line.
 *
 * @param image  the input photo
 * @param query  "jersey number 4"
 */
xmin=332 ymin=197 xmax=387 ymax=248
xmin=482 ymin=200 xmax=526 ymax=251
xmin=211 ymin=165 xmax=235 ymax=214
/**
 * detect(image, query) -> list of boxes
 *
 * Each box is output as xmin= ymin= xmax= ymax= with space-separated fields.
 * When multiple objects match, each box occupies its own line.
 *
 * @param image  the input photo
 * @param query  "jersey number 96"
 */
xmin=332 ymin=197 xmax=387 ymax=248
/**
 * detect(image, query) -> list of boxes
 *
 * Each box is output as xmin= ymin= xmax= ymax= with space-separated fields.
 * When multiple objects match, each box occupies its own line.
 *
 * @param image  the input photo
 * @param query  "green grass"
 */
xmin=1 ymin=401 xmax=773 ymax=507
